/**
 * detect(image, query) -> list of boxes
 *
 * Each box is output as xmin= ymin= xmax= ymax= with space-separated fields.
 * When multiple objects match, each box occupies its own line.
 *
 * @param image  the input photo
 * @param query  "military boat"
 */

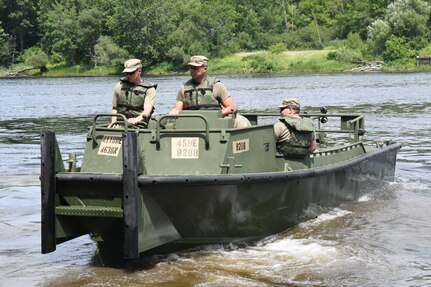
xmin=40 ymin=110 xmax=401 ymax=262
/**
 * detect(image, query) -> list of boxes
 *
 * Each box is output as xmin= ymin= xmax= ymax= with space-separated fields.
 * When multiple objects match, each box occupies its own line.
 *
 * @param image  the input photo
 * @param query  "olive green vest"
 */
xmin=277 ymin=117 xmax=314 ymax=157
xmin=117 ymin=78 xmax=157 ymax=118
xmin=183 ymin=77 xmax=220 ymax=110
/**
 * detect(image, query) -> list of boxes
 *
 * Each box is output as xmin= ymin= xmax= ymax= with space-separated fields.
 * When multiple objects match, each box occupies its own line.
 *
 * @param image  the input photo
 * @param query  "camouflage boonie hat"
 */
xmin=188 ymin=55 xmax=208 ymax=67
xmin=279 ymin=98 xmax=300 ymax=109
xmin=123 ymin=59 xmax=142 ymax=73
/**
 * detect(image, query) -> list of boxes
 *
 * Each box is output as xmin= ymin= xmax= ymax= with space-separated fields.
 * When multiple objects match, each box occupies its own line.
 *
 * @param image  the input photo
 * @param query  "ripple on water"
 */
xmin=1 ymin=74 xmax=431 ymax=286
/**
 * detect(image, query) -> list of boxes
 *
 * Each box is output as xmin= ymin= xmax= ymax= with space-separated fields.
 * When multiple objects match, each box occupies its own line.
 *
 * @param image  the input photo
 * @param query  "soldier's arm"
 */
xmin=215 ymin=82 xmax=236 ymax=116
xmin=141 ymin=87 xmax=156 ymax=119
xmin=111 ymin=85 xmax=119 ymax=123
xmin=170 ymin=86 xmax=185 ymax=115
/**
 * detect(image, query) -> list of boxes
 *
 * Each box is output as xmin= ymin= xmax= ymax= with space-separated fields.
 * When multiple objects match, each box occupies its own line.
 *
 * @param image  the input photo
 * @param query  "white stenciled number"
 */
xmin=172 ymin=137 xmax=199 ymax=159
xmin=97 ymin=135 xmax=122 ymax=157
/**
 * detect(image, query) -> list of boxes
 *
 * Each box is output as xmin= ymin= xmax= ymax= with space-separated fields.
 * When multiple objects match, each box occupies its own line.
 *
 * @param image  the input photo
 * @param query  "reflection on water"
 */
xmin=0 ymin=117 xmax=91 ymax=145
xmin=1 ymin=73 xmax=430 ymax=286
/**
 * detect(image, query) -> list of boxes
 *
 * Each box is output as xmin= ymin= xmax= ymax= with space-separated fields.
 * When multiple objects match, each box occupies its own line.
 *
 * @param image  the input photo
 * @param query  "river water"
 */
xmin=0 ymin=72 xmax=430 ymax=286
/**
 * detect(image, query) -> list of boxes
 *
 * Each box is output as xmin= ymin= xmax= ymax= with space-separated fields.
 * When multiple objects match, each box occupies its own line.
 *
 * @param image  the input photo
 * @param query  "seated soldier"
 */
xmin=169 ymin=55 xmax=250 ymax=128
xmin=111 ymin=58 xmax=157 ymax=126
xmin=274 ymin=98 xmax=317 ymax=156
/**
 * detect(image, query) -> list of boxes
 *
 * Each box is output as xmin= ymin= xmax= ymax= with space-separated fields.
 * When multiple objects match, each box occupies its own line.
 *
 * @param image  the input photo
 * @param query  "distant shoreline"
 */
xmin=1 ymin=50 xmax=430 ymax=78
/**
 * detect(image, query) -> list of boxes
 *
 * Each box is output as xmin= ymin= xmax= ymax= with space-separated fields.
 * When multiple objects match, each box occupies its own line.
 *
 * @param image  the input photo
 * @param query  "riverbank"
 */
xmin=1 ymin=50 xmax=431 ymax=77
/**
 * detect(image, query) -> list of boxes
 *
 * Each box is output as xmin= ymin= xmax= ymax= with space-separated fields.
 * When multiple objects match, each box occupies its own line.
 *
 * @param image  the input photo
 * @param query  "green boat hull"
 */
xmin=41 ymin=111 xmax=401 ymax=261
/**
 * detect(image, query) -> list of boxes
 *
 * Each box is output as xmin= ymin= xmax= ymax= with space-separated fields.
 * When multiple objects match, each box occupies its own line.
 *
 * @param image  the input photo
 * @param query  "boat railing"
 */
xmin=89 ymin=114 xmax=129 ymax=147
xmin=242 ymin=112 xmax=365 ymax=143
xmin=154 ymin=114 xmax=211 ymax=150
xmin=89 ymin=112 xmax=365 ymax=145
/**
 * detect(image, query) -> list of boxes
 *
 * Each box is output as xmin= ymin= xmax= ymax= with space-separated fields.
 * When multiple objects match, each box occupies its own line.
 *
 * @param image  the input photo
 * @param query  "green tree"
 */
xmin=0 ymin=22 xmax=15 ymax=66
xmin=39 ymin=0 xmax=104 ymax=65
xmin=170 ymin=0 xmax=241 ymax=58
xmin=21 ymin=46 xmax=49 ymax=72
xmin=333 ymin=0 xmax=392 ymax=39
xmin=166 ymin=46 xmax=186 ymax=70
xmin=110 ymin=0 xmax=177 ymax=68
xmin=367 ymin=19 xmax=392 ymax=55
xmin=2 ymin=0 xmax=39 ymax=52
xmin=367 ymin=0 xmax=431 ymax=56
xmin=39 ymin=1 xmax=80 ymax=65
xmin=383 ymin=35 xmax=415 ymax=62
xmin=0 ymin=0 xmax=429 ymax=70
xmin=93 ymin=35 xmax=128 ymax=67
xmin=232 ymin=0 xmax=289 ymax=50
xmin=385 ymin=0 xmax=431 ymax=48
xmin=347 ymin=32 xmax=365 ymax=53
xmin=76 ymin=9 xmax=103 ymax=64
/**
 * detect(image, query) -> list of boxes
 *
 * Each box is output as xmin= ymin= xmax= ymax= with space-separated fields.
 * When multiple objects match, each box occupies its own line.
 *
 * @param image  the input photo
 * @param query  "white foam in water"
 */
xmin=157 ymin=207 xmax=353 ymax=281
xmin=397 ymin=175 xmax=430 ymax=191
xmin=261 ymin=237 xmax=337 ymax=257
xmin=358 ymin=194 xmax=371 ymax=202
xmin=177 ymin=237 xmax=341 ymax=286
xmin=299 ymin=207 xmax=352 ymax=228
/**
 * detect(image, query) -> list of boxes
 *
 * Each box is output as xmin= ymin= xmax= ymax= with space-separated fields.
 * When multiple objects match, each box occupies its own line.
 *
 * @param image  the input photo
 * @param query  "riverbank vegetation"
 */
xmin=1 ymin=0 xmax=431 ymax=77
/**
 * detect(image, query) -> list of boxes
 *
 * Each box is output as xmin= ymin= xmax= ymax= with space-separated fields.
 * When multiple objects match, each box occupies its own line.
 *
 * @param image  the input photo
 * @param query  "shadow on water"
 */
xmin=0 ymin=116 xmax=96 ymax=145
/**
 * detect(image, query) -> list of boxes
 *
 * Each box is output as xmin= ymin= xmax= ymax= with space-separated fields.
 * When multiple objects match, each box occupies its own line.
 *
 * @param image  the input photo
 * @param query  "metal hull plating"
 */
xmin=141 ymin=144 xmax=399 ymax=242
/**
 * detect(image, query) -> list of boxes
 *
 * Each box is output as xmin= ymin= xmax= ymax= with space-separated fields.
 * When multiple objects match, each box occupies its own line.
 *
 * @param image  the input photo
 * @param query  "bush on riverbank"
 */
xmin=147 ymin=50 xmax=354 ymax=75
xmin=2 ymin=49 xmax=431 ymax=77
xmin=4 ymin=63 xmax=119 ymax=77
xmin=4 ymin=50 xmax=350 ymax=77
xmin=156 ymin=49 xmax=431 ymax=74
xmin=39 ymin=64 xmax=119 ymax=77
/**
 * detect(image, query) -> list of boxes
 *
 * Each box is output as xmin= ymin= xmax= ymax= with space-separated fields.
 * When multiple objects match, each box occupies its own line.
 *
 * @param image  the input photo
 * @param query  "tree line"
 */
xmin=0 ymin=0 xmax=430 ymax=73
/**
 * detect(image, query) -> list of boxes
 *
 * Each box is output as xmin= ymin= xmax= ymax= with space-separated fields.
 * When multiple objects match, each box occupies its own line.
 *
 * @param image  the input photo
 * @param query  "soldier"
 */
xmin=111 ymin=59 xmax=157 ymax=126
xmin=170 ymin=55 xmax=250 ymax=128
xmin=274 ymin=98 xmax=317 ymax=156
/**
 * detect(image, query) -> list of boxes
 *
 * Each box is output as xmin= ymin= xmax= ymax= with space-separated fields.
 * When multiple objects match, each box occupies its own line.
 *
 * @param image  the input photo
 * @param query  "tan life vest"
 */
xmin=117 ymin=78 xmax=157 ymax=118
xmin=277 ymin=116 xmax=314 ymax=157
xmin=183 ymin=77 xmax=220 ymax=110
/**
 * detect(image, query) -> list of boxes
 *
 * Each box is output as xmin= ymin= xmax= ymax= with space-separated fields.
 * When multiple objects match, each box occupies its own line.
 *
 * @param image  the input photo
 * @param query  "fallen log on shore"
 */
xmin=0 ymin=67 xmax=36 ymax=77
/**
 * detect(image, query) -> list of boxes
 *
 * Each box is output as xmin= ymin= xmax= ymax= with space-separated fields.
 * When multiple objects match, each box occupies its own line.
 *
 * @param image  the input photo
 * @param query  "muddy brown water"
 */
xmin=1 ymin=73 xmax=430 ymax=286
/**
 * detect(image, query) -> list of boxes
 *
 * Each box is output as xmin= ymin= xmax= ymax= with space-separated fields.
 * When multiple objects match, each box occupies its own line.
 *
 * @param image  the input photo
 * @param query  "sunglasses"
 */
xmin=125 ymin=70 xmax=136 ymax=76
xmin=189 ymin=66 xmax=205 ymax=71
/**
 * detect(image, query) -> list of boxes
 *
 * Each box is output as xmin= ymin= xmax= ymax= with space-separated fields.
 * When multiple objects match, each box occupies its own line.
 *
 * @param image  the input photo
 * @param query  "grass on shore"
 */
xmin=208 ymin=50 xmax=352 ymax=74
xmin=147 ymin=50 xmax=353 ymax=75
xmin=36 ymin=64 xmax=119 ymax=77
xmin=2 ymin=50 xmax=431 ymax=77
xmin=0 ymin=63 xmax=120 ymax=77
